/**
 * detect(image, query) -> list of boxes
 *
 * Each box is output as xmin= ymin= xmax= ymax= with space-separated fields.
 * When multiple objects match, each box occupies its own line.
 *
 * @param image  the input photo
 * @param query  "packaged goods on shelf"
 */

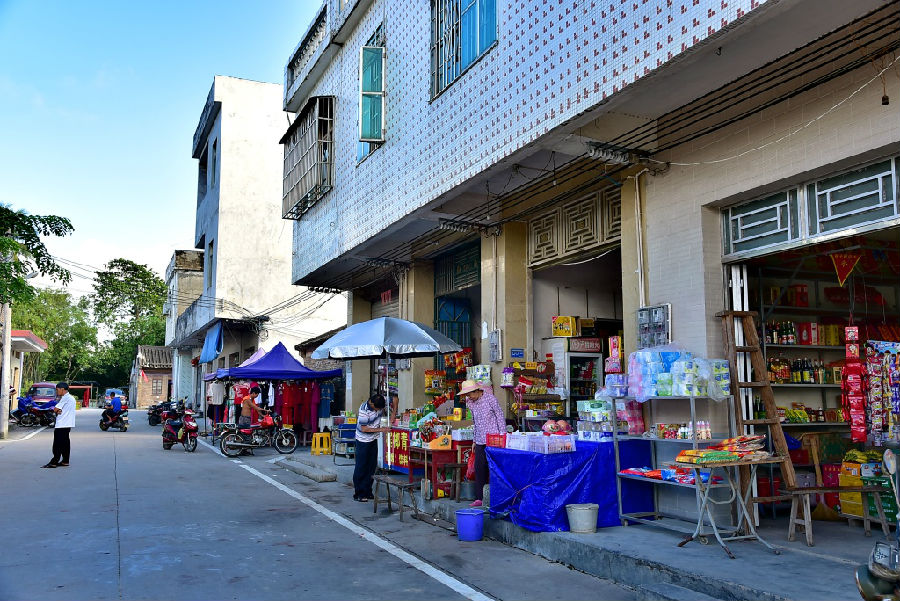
xmin=551 ymin=316 xmax=579 ymax=337
xmin=466 ymin=364 xmax=492 ymax=383
xmin=527 ymin=433 xmax=576 ymax=454
xmin=500 ymin=366 xmax=516 ymax=388
xmin=625 ymin=343 xmax=731 ymax=402
xmin=675 ymin=449 xmax=740 ymax=464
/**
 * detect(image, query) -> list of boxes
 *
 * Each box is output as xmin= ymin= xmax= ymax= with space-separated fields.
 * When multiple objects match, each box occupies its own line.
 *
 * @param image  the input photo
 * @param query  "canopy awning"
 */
xmin=199 ymin=322 xmax=223 ymax=364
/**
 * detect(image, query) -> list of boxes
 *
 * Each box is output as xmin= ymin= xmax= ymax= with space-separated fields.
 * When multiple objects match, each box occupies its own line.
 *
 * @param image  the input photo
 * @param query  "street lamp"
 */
xmin=0 ymin=271 xmax=38 ymax=440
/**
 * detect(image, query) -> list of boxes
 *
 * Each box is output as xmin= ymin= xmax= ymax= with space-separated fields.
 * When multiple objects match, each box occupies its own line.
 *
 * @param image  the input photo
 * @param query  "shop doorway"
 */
xmin=531 ymin=248 xmax=624 ymax=416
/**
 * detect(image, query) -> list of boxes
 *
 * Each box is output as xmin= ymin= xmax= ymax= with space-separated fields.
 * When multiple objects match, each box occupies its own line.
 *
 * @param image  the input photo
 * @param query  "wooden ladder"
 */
xmin=718 ymin=310 xmax=797 ymax=502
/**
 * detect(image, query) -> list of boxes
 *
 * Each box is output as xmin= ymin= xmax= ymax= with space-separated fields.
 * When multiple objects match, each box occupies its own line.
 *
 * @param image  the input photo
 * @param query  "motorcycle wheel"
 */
xmin=99 ymin=422 xmax=109 ymax=431
xmin=148 ymin=415 xmax=160 ymax=426
xmin=220 ymin=433 xmax=243 ymax=458
xmin=274 ymin=429 xmax=298 ymax=454
xmin=19 ymin=414 xmax=36 ymax=427
xmin=184 ymin=435 xmax=197 ymax=453
xmin=163 ymin=442 xmax=173 ymax=450
xmin=121 ymin=426 xmax=128 ymax=432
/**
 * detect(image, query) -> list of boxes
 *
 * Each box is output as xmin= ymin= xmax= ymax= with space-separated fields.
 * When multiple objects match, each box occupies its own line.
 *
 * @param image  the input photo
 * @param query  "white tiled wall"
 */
xmin=289 ymin=0 xmax=770 ymax=282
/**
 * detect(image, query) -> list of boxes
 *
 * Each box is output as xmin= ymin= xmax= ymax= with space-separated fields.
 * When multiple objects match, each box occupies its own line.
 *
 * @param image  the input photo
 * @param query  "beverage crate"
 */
xmin=506 ymin=432 xmax=530 ymax=451
xmin=486 ymin=433 xmax=506 ymax=448
xmin=527 ymin=434 xmax=576 ymax=454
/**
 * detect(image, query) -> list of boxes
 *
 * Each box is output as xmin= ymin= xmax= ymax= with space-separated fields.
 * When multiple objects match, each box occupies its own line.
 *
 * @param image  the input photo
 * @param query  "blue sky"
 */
xmin=0 ymin=0 xmax=318 ymax=295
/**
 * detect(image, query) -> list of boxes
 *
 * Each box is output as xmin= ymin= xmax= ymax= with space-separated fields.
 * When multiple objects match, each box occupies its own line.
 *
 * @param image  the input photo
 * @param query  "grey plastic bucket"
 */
xmin=459 ymin=481 xmax=477 ymax=501
xmin=566 ymin=503 xmax=599 ymax=533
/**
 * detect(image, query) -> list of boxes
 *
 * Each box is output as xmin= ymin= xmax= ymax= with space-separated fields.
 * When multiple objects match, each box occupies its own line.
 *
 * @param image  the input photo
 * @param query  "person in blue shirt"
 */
xmin=102 ymin=392 xmax=123 ymax=425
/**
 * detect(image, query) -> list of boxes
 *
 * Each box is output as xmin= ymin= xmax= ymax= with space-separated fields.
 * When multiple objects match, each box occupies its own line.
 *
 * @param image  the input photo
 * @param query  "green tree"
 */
xmin=11 ymin=288 xmax=98 ymax=385
xmin=0 ymin=205 xmax=74 ymax=304
xmin=91 ymin=258 xmax=166 ymax=326
xmin=88 ymin=258 xmax=167 ymax=387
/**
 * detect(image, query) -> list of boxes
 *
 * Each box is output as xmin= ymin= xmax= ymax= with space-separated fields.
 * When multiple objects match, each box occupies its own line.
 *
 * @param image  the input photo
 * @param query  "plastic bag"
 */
xmin=466 ymin=449 xmax=476 ymax=480
xmin=626 ymin=343 xmax=692 ymax=403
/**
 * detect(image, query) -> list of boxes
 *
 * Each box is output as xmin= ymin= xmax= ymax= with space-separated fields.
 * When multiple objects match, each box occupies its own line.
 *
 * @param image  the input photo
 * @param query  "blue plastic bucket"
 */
xmin=456 ymin=508 xmax=485 ymax=541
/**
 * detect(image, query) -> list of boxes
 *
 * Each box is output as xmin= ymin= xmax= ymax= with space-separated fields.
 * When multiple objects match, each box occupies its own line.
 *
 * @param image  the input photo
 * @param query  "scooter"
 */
xmin=147 ymin=400 xmax=174 ymax=426
xmin=99 ymin=409 xmax=129 ymax=432
xmin=162 ymin=408 xmax=198 ymax=452
xmin=9 ymin=396 xmax=35 ymax=426
xmin=856 ymin=448 xmax=900 ymax=600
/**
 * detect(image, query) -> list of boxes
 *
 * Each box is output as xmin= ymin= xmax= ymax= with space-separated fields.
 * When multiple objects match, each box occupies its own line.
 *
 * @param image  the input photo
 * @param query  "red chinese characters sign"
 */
xmin=383 ymin=428 xmax=410 ymax=469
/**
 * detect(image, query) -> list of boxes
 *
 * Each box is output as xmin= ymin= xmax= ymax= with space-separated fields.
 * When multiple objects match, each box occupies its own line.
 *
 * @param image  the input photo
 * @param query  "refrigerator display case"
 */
xmin=542 ymin=337 xmax=605 ymax=416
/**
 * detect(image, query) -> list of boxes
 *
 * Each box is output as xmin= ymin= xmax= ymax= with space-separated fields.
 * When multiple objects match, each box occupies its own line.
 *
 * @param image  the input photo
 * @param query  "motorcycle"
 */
xmin=27 ymin=400 xmax=58 ymax=427
xmin=99 ymin=409 xmax=129 ymax=432
xmin=147 ymin=400 xmax=174 ymax=426
xmin=9 ymin=396 xmax=35 ymax=426
xmin=218 ymin=411 xmax=297 ymax=457
xmin=857 ymin=448 xmax=900 ymax=600
xmin=162 ymin=407 xmax=198 ymax=452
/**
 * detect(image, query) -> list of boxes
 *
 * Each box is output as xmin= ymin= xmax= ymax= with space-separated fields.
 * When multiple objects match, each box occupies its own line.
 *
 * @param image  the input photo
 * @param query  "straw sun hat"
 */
xmin=458 ymin=380 xmax=483 ymax=396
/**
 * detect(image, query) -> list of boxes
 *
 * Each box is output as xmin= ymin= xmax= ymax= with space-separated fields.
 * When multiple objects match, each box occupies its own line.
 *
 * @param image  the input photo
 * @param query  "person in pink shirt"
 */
xmin=458 ymin=380 xmax=506 ymax=507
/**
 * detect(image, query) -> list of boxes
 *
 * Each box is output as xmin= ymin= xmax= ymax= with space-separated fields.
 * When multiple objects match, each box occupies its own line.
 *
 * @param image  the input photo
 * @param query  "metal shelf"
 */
xmin=617 ymin=434 xmax=727 ymax=444
xmin=765 ymin=344 xmax=844 ymax=350
xmin=763 ymin=304 xmax=899 ymax=319
xmin=780 ymin=421 xmax=848 ymax=428
xmin=617 ymin=472 xmax=730 ymax=490
xmin=770 ymin=383 xmax=841 ymax=388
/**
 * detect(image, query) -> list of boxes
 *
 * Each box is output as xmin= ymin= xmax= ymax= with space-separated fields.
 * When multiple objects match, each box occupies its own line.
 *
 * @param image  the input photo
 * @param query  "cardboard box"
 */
xmin=788 ymin=284 xmax=809 ymax=307
xmin=842 ymin=500 xmax=864 ymax=517
xmin=839 ymin=473 xmax=863 ymax=505
xmin=841 ymin=462 xmax=862 ymax=477
xmin=552 ymin=316 xmax=579 ymax=337
xmin=578 ymin=318 xmax=596 ymax=337
xmin=797 ymin=322 xmax=819 ymax=345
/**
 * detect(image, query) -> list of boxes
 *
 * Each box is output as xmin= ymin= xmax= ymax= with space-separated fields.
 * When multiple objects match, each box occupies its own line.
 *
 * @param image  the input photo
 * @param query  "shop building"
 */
xmin=167 ymin=75 xmax=347 ymax=407
xmin=281 ymin=0 xmax=897 ymax=522
xmin=129 ymin=346 xmax=173 ymax=409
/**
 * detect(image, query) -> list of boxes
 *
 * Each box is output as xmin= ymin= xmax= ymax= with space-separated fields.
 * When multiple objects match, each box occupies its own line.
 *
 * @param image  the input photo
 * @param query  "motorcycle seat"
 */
xmin=166 ymin=420 xmax=183 ymax=429
xmin=240 ymin=428 xmax=254 ymax=435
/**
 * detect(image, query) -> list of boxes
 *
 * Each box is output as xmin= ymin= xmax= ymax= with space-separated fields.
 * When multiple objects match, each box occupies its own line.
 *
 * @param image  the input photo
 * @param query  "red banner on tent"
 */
xmin=831 ymin=251 xmax=861 ymax=287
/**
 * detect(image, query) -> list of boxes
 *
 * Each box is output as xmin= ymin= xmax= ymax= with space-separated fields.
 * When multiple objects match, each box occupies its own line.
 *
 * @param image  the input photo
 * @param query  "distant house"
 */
xmin=8 ymin=330 xmax=48 ymax=395
xmin=129 ymin=346 xmax=173 ymax=409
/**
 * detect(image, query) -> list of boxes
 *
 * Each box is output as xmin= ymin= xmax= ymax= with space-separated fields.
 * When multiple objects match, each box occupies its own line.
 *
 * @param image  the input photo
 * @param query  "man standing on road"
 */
xmin=41 ymin=382 xmax=76 ymax=469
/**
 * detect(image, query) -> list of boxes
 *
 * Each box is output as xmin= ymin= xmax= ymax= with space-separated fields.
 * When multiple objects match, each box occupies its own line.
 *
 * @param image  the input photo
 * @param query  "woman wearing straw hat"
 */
xmin=457 ymin=379 xmax=505 ymax=507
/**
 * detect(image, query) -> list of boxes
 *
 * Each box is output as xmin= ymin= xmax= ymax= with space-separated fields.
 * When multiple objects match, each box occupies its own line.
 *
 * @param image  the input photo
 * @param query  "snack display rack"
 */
xmin=612 ymin=394 xmax=738 ymax=535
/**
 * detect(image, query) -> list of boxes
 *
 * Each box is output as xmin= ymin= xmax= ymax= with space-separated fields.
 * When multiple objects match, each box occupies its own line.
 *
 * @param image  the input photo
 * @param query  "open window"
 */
xmin=359 ymin=46 xmax=385 ymax=143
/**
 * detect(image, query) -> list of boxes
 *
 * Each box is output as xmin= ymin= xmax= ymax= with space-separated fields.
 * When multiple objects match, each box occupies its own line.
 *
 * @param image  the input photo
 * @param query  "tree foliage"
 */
xmin=91 ymin=258 xmax=166 ymax=326
xmin=91 ymin=315 xmax=166 ymax=386
xmin=11 ymin=288 xmax=97 ymax=386
xmin=0 ymin=205 xmax=74 ymax=304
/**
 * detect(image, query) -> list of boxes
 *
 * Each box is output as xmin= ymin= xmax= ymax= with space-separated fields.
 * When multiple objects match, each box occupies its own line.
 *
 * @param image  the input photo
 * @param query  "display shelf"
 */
xmin=571 ymin=378 xmax=599 ymax=382
xmin=765 ymin=344 xmax=844 ymax=350
xmin=770 ymin=383 xmax=841 ymax=388
xmin=617 ymin=434 xmax=727 ymax=444
xmin=617 ymin=472 xmax=730 ymax=490
xmin=780 ymin=422 xmax=848 ymax=428
xmin=521 ymin=393 xmax=562 ymax=401
xmin=762 ymin=304 xmax=897 ymax=319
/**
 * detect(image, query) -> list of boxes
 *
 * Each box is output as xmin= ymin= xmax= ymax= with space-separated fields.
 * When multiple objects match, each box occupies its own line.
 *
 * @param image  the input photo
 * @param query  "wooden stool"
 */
xmin=373 ymin=475 xmax=420 ymax=521
xmin=311 ymin=432 xmax=332 ymax=455
xmin=442 ymin=462 xmax=467 ymax=502
xmin=785 ymin=486 xmax=891 ymax=546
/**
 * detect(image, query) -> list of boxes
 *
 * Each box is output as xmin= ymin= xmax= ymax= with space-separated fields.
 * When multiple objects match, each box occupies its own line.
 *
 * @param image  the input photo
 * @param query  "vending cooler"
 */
xmin=541 ymin=337 xmax=605 ymax=416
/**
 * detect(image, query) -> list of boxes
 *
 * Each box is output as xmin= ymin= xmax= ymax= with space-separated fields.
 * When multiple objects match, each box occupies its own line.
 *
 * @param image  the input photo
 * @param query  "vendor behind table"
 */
xmin=458 ymin=379 xmax=506 ymax=507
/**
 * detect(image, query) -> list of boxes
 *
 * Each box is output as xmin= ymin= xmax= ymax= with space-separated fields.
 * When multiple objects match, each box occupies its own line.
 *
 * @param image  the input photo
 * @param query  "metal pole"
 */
xmin=1 ymin=302 xmax=11 ymax=439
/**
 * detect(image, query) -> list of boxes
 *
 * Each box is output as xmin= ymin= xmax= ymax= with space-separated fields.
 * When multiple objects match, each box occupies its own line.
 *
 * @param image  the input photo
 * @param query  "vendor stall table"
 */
xmin=408 ymin=442 xmax=472 ymax=499
xmin=486 ymin=439 xmax=654 ymax=532
xmin=675 ymin=457 xmax=786 ymax=559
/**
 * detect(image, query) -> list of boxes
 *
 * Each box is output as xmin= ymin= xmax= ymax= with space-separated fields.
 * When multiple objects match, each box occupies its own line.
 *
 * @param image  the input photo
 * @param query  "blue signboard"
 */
xmin=510 ymin=348 xmax=525 ymax=359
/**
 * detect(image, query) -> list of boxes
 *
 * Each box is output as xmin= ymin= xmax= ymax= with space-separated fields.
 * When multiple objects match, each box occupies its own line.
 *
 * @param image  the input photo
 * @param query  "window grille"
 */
xmin=282 ymin=96 xmax=334 ymax=220
xmin=430 ymin=0 xmax=496 ymax=97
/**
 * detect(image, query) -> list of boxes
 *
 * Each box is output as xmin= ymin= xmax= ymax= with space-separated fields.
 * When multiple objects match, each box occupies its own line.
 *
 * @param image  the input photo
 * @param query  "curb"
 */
xmin=282 ymin=456 xmax=337 ymax=482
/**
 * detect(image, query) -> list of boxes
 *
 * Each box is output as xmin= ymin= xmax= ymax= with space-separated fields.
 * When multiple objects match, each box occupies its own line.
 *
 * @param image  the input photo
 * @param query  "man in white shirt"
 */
xmin=42 ymin=382 xmax=76 ymax=468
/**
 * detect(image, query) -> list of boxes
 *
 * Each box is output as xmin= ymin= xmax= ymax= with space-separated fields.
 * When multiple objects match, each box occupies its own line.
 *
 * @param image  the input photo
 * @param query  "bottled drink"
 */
xmin=802 ymin=358 xmax=813 ymax=384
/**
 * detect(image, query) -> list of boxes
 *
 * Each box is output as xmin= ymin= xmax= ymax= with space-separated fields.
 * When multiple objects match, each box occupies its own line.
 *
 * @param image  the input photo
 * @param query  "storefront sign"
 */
xmin=568 ymin=337 xmax=603 ymax=353
xmin=510 ymin=348 xmax=525 ymax=359
xmin=384 ymin=428 xmax=410 ymax=469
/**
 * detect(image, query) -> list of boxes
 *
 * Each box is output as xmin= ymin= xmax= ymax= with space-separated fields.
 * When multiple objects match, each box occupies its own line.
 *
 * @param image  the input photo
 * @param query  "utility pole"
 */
xmin=0 ymin=301 xmax=11 ymax=439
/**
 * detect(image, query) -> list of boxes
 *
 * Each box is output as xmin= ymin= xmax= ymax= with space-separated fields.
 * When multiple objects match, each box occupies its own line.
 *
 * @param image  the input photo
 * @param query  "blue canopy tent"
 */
xmin=227 ymin=342 xmax=342 ymax=381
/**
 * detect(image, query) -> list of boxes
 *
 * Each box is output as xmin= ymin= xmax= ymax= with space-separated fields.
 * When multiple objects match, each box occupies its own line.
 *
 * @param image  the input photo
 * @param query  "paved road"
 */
xmin=0 ymin=408 xmax=637 ymax=601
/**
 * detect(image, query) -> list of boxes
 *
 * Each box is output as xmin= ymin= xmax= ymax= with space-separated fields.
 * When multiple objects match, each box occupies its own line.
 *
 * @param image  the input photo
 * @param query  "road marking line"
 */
xmin=196 ymin=438 xmax=492 ymax=601
xmin=0 ymin=426 xmax=47 ymax=442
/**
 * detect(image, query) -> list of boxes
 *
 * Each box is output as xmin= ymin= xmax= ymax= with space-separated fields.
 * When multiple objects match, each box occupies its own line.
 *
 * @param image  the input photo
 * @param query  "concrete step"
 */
xmin=281 ymin=456 xmax=337 ymax=482
xmin=641 ymin=583 xmax=719 ymax=601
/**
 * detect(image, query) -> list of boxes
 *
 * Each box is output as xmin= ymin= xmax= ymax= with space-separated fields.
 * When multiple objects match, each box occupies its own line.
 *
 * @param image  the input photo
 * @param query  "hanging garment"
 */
xmin=207 ymin=381 xmax=225 ymax=405
xmin=319 ymin=382 xmax=334 ymax=418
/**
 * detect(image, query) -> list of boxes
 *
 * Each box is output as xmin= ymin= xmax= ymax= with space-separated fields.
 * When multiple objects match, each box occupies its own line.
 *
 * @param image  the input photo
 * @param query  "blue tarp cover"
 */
xmin=487 ymin=439 xmax=654 ymax=532
xmin=227 ymin=342 xmax=342 ymax=381
xmin=199 ymin=322 xmax=223 ymax=364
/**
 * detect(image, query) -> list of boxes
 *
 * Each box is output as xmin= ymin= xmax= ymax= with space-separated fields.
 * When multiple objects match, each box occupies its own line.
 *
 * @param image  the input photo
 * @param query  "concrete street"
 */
xmin=0 ymin=409 xmax=636 ymax=601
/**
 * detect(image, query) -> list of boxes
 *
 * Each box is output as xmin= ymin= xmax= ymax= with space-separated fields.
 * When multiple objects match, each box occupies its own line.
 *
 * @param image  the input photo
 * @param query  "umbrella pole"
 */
xmin=386 ymin=352 xmax=392 ymax=472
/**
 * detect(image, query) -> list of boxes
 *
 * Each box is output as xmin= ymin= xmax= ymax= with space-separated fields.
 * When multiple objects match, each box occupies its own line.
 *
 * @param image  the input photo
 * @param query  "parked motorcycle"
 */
xmin=857 ymin=448 xmax=900 ymax=600
xmin=162 ymin=407 xmax=198 ymax=452
xmin=9 ymin=396 xmax=35 ymax=426
xmin=99 ymin=409 xmax=129 ymax=432
xmin=27 ymin=400 xmax=58 ymax=427
xmin=147 ymin=400 xmax=174 ymax=426
xmin=218 ymin=411 xmax=297 ymax=457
